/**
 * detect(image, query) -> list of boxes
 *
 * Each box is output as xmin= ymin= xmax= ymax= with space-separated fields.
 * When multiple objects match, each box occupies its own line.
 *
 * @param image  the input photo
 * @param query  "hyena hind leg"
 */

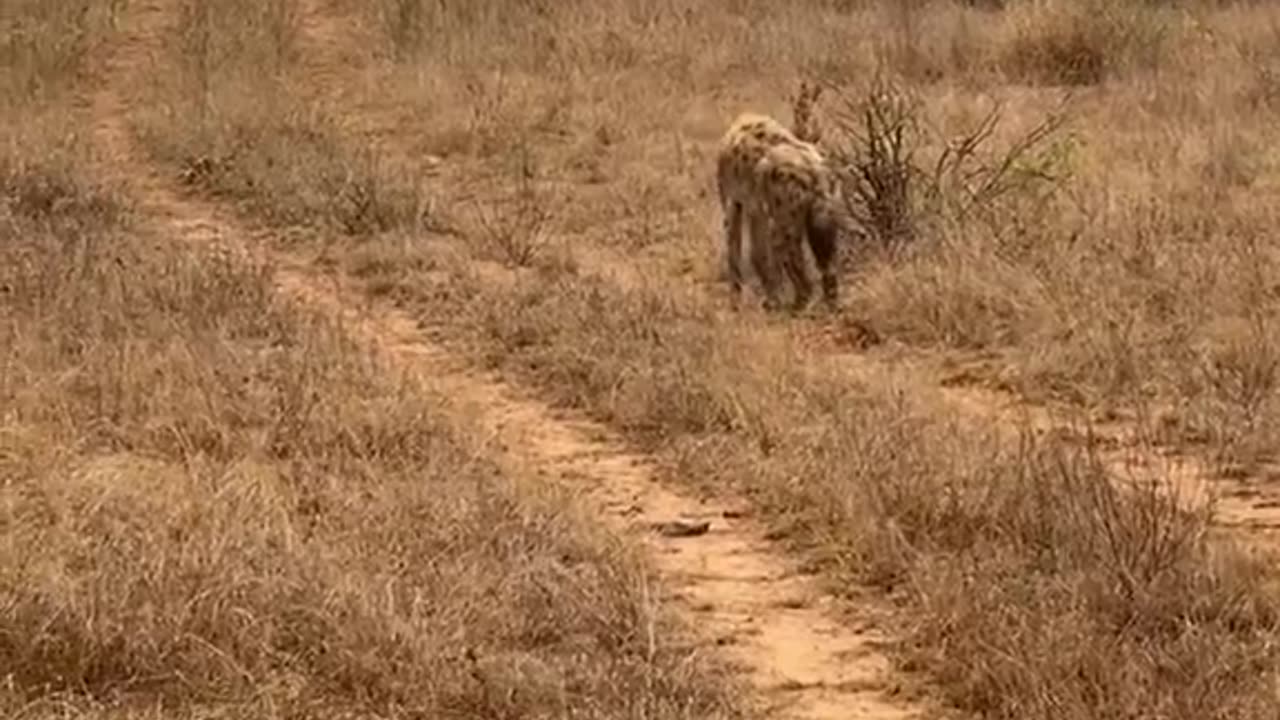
xmin=780 ymin=231 xmax=814 ymax=312
xmin=748 ymin=210 xmax=785 ymax=311
xmin=806 ymin=215 xmax=840 ymax=309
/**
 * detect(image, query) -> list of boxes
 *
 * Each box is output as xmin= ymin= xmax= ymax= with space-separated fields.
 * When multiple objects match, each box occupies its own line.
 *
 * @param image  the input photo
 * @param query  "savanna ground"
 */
xmin=5 ymin=0 xmax=1280 ymax=718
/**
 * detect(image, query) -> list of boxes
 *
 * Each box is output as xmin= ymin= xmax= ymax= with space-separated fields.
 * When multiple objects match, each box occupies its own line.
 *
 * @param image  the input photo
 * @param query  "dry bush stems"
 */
xmin=474 ymin=142 xmax=560 ymax=268
xmin=823 ymin=73 xmax=1073 ymax=259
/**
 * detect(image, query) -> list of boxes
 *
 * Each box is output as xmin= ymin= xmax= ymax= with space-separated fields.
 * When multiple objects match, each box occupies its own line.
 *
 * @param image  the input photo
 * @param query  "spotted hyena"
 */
xmin=715 ymin=109 xmax=843 ymax=312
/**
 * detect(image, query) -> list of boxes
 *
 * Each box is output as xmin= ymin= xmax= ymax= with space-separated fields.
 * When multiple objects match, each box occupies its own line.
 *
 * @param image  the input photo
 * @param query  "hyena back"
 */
xmin=715 ymin=112 xmax=841 ymax=311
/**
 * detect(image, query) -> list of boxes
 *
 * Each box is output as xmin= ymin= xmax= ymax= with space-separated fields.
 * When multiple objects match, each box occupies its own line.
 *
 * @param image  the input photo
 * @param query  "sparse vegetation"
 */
xmin=10 ymin=0 xmax=1280 ymax=719
xmin=1 ymin=0 xmax=121 ymax=104
xmin=420 ymin=259 xmax=1280 ymax=720
xmin=329 ymin=1 xmax=1280 ymax=717
xmin=138 ymin=0 xmax=433 ymax=239
xmin=0 ymin=4 xmax=739 ymax=718
xmin=998 ymin=0 xmax=1171 ymax=86
xmin=822 ymin=73 xmax=1072 ymax=260
xmin=0 ymin=145 xmax=739 ymax=720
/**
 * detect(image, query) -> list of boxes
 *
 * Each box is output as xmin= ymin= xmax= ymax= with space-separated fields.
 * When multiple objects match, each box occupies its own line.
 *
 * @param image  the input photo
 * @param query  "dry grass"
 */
xmin=1 ymin=0 xmax=124 ymax=105
xmin=120 ymin=0 xmax=1280 ymax=718
xmin=0 ymin=5 xmax=740 ymax=719
xmin=419 ymin=261 xmax=1280 ymax=719
xmin=0 ymin=159 xmax=738 ymax=720
xmin=324 ymin=0 xmax=1280 ymax=470
xmin=135 ymin=0 xmax=438 ymax=241
xmin=996 ymin=0 xmax=1172 ymax=86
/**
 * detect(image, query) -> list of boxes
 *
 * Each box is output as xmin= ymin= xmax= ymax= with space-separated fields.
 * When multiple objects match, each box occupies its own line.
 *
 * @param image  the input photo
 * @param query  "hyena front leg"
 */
xmin=723 ymin=200 xmax=746 ymax=308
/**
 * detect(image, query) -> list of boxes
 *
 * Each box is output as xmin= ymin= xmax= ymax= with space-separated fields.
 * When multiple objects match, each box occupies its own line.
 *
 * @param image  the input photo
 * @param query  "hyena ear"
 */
xmin=791 ymin=80 xmax=823 ymax=145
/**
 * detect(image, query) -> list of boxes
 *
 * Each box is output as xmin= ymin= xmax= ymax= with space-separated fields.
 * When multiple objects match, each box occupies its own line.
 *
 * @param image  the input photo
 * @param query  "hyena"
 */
xmin=715 ymin=110 xmax=842 ymax=312
xmin=754 ymin=140 xmax=842 ymax=310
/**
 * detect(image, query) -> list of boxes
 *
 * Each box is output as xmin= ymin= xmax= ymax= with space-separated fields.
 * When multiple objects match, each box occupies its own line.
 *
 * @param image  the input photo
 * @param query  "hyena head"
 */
xmin=717 ymin=113 xmax=799 ymax=192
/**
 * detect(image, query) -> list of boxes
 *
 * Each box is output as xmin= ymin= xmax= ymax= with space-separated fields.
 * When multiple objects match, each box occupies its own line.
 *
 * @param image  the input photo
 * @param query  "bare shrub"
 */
xmin=474 ymin=144 xmax=558 ymax=268
xmin=830 ymin=77 xmax=922 ymax=255
xmin=825 ymin=74 xmax=1073 ymax=258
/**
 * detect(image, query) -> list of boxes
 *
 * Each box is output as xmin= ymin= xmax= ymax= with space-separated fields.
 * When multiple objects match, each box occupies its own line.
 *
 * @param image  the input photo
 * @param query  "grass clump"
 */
xmin=153 ymin=111 xmax=426 ymax=237
xmin=136 ymin=0 xmax=434 ymax=238
xmin=0 ymin=0 xmax=122 ymax=105
xmin=998 ymin=0 xmax=1171 ymax=85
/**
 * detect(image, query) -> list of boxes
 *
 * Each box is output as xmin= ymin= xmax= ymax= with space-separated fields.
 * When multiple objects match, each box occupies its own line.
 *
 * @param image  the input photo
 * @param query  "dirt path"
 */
xmin=86 ymin=2 xmax=937 ymax=719
xmin=842 ymin=341 xmax=1280 ymax=526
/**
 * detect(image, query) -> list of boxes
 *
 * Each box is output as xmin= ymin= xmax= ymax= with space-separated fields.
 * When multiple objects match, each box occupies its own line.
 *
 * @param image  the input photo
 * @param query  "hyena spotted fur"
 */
xmin=715 ymin=107 xmax=843 ymax=312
